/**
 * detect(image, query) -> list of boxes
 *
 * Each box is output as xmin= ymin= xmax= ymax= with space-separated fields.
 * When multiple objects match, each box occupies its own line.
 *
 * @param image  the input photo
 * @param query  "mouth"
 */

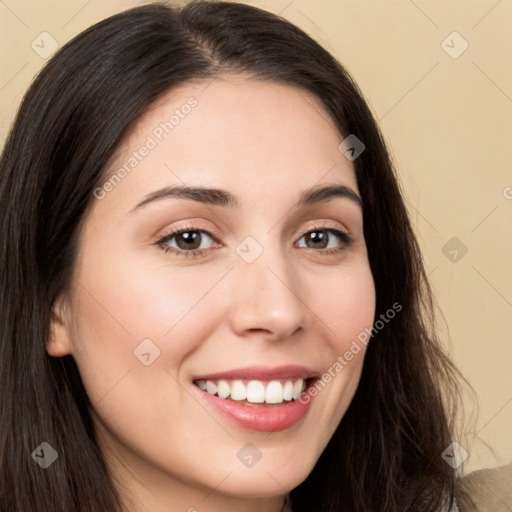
xmin=193 ymin=377 xmax=311 ymax=405
xmin=191 ymin=366 xmax=319 ymax=432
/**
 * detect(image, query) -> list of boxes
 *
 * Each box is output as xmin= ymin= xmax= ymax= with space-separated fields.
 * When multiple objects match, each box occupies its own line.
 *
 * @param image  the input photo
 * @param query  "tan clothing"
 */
xmin=459 ymin=463 xmax=512 ymax=511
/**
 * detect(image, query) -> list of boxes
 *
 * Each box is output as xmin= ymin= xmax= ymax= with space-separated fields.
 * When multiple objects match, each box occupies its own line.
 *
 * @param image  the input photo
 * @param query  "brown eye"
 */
xmin=158 ymin=228 xmax=216 ymax=257
xmin=172 ymin=231 xmax=203 ymax=251
xmin=297 ymin=228 xmax=351 ymax=252
xmin=303 ymin=230 xmax=329 ymax=249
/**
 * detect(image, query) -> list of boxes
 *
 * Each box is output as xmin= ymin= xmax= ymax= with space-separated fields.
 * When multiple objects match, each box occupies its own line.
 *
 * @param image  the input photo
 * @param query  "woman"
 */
xmin=0 ymin=2 xmax=475 ymax=511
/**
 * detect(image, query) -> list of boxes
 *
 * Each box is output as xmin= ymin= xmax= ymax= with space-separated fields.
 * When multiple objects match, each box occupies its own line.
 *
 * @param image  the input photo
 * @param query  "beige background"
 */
xmin=1 ymin=0 xmax=511 ymax=473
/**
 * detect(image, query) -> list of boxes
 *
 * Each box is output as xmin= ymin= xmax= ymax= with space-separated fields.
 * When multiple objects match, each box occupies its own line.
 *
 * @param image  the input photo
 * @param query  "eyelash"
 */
xmin=155 ymin=223 xmax=353 ymax=259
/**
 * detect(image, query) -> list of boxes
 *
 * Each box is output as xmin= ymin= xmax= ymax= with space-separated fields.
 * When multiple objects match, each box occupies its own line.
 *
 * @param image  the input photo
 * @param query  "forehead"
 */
xmin=102 ymin=74 xmax=357 ymax=210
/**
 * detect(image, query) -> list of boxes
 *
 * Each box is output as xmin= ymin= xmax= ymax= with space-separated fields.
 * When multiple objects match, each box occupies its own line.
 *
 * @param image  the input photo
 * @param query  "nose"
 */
xmin=228 ymin=241 xmax=307 ymax=342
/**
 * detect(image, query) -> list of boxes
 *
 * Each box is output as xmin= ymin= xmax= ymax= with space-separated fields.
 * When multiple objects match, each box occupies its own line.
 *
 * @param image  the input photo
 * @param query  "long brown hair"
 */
xmin=0 ymin=2 xmax=474 ymax=510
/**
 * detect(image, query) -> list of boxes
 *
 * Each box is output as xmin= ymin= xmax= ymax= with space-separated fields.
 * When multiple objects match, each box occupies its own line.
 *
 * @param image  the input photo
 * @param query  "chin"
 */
xmin=213 ymin=445 xmax=319 ymax=499
xmin=215 ymin=467 xmax=309 ymax=500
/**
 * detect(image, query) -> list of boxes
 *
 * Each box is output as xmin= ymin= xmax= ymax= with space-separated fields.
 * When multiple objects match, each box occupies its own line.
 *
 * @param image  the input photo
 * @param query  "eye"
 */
xmin=296 ymin=227 xmax=352 ymax=254
xmin=157 ymin=226 xmax=218 ymax=258
xmin=156 ymin=224 xmax=352 ymax=258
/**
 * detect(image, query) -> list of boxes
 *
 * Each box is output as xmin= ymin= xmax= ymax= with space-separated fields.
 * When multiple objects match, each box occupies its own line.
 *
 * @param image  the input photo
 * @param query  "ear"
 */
xmin=46 ymin=295 xmax=73 ymax=357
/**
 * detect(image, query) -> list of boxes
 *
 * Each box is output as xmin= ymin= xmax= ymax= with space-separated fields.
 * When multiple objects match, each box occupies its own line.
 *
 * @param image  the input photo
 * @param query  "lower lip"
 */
xmin=194 ymin=385 xmax=314 ymax=432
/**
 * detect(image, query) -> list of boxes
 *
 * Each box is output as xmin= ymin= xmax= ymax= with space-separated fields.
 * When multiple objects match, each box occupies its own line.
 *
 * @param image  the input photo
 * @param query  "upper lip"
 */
xmin=192 ymin=365 xmax=320 ymax=382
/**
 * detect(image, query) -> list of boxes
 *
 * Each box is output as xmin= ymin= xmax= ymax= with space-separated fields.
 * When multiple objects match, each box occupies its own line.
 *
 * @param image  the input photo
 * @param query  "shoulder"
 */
xmin=458 ymin=462 xmax=512 ymax=511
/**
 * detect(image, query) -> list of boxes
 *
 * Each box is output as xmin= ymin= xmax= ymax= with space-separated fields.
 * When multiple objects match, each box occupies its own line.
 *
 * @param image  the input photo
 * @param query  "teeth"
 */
xmin=217 ymin=380 xmax=231 ymax=399
xmin=196 ymin=378 xmax=307 ymax=404
xmin=283 ymin=380 xmax=293 ymax=401
xmin=230 ymin=380 xmax=247 ymax=400
xmin=247 ymin=380 xmax=265 ymax=403
xmin=206 ymin=381 xmax=217 ymax=396
xmin=292 ymin=379 xmax=303 ymax=400
xmin=265 ymin=380 xmax=283 ymax=404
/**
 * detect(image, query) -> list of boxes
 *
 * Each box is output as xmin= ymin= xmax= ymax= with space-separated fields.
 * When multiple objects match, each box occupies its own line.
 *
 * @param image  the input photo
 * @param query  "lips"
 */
xmin=192 ymin=365 xmax=319 ymax=432
xmin=193 ymin=365 xmax=317 ymax=381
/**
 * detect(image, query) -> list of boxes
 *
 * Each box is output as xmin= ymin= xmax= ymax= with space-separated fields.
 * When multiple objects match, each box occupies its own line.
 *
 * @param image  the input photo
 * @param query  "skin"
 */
xmin=48 ymin=75 xmax=376 ymax=512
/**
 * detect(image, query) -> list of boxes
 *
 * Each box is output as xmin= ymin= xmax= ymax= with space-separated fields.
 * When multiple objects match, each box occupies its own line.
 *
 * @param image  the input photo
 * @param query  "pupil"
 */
xmin=178 ymin=231 xmax=200 ymax=249
xmin=309 ymin=230 xmax=327 ymax=248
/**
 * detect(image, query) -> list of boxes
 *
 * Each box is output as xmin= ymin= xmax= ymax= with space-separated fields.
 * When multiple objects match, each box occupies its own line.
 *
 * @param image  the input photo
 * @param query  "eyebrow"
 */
xmin=130 ymin=183 xmax=362 ymax=213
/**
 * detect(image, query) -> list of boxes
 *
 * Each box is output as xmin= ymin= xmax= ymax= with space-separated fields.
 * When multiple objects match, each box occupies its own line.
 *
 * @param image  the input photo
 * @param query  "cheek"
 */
xmin=67 ymin=252 xmax=228 ymax=404
xmin=66 ymin=260 xmax=226 ymax=464
xmin=302 ymin=261 xmax=375 ymax=424
xmin=330 ymin=263 xmax=375 ymax=386
xmin=314 ymin=260 xmax=376 ymax=350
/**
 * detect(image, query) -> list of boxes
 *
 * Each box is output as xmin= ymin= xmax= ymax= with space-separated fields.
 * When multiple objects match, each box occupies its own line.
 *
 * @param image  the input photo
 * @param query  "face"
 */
xmin=49 ymin=75 xmax=375 ymax=511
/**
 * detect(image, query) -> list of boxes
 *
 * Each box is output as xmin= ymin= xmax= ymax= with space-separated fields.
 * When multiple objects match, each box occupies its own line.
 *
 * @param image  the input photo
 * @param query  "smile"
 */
xmin=194 ymin=378 xmax=307 ymax=404
xmin=192 ymin=366 xmax=319 ymax=432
